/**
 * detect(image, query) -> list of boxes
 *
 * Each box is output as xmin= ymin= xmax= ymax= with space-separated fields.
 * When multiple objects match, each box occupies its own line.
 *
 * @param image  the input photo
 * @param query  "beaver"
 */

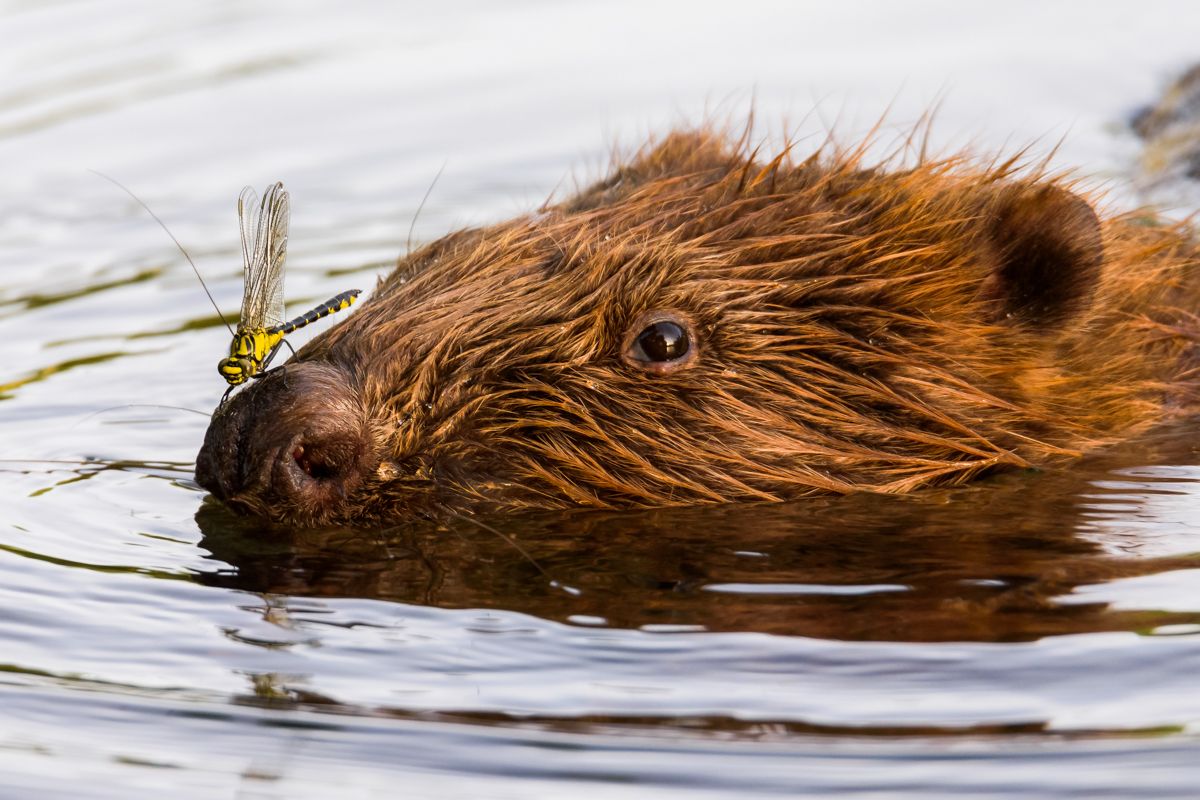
xmin=194 ymin=127 xmax=1200 ymax=526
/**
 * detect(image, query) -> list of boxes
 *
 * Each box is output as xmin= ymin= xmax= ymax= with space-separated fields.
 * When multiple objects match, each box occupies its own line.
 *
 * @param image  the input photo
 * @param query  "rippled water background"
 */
xmin=4 ymin=1 xmax=1200 ymax=797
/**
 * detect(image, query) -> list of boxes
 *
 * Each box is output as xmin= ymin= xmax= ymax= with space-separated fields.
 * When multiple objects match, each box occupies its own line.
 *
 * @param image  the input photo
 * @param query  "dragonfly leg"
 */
xmin=220 ymin=384 xmax=236 ymax=405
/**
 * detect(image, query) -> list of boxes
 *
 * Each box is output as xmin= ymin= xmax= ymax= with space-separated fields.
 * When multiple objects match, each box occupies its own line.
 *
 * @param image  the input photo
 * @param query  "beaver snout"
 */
xmin=195 ymin=362 xmax=373 ymax=524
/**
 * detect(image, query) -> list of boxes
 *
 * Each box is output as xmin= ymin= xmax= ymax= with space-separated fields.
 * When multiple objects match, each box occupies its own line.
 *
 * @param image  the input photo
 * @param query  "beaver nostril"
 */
xmin=292 ymin=443 xmax=338 ymax=481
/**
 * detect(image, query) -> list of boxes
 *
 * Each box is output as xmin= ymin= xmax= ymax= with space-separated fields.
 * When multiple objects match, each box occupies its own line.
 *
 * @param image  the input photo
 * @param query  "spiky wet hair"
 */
xmin=277 ymin=128 xmax=1200 ymax=521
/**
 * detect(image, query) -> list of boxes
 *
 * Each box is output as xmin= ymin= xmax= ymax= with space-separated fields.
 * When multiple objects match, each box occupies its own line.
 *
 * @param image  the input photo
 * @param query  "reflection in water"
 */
xmin=0 ymin=456 xmax=195 ymax=487
xmin=197 ymin=424 xmax=1200 ymax=644
xmin=4 ymin=267 xmax=161 ymax=314
xmin=0 ymin=350 xmax=143 ymax=399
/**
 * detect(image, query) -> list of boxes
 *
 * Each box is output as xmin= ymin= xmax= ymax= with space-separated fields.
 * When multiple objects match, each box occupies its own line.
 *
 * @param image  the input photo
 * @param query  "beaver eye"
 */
xmin=622 ymin=311 xmax=698 ymax=373
xmin=633 ymin=321 xmax=689 ymax=362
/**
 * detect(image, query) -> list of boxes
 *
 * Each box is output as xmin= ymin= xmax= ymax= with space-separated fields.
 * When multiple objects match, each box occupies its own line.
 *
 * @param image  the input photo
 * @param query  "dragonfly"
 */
xmin=217 ymin=182 xmax=360 ymax=402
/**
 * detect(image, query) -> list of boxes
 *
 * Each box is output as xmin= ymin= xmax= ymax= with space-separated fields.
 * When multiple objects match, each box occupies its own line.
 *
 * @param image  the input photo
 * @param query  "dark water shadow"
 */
xmin=194 ymin=423 xmax=1200 ymax=644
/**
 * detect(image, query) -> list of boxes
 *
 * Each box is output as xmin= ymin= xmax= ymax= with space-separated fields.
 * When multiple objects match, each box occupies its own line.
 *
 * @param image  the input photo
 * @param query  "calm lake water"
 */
xmin=4 ymin=1 xmax=1200 ymax=797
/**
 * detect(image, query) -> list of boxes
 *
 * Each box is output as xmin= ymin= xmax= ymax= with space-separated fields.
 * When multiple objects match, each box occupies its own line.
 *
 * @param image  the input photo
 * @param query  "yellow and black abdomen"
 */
xmin=272 ymin=289 xmax=362 ymax=336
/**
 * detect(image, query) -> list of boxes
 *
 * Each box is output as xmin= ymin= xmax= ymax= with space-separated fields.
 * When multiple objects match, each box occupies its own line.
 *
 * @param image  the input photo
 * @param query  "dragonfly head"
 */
xmin=217 ymin=356 xmax=250 ymax=386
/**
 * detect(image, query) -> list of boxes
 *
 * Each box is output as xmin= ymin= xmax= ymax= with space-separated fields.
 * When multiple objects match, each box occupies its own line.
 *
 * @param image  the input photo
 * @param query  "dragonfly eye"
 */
xmin=218 ymin=357 xmax=249 ymax=385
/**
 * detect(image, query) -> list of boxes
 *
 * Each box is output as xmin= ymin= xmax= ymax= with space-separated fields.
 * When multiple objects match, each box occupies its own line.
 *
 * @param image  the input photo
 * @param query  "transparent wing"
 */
xmin=236 ymin=182 xmax=289 ymax=329
xmin=236 ymin=186 xmax=260 ymax=326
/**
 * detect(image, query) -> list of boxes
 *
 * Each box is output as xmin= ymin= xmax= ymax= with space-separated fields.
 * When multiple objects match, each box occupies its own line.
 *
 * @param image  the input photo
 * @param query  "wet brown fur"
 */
xmin=199 ymin=126 xmax=1200 ymax=525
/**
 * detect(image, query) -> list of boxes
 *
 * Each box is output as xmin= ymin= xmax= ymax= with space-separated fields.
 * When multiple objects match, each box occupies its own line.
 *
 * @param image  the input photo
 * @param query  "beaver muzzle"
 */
xmin=195 ymin=361 xmax=373 ymax=524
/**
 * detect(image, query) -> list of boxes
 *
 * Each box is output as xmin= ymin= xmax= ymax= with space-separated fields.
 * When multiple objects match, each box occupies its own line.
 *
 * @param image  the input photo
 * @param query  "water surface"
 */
xmin=4 ymin=1 xmax=1200 ymax=797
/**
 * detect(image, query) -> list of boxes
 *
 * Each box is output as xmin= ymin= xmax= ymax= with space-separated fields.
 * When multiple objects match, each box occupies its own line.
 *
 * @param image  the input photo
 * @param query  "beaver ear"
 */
xmin=978 ymin=182 xmax=1104 ymax=328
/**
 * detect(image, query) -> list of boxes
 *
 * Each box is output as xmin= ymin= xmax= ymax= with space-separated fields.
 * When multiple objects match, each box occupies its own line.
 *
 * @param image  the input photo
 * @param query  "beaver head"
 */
xmin=195 ymin=130 xmax=1199 ymax=525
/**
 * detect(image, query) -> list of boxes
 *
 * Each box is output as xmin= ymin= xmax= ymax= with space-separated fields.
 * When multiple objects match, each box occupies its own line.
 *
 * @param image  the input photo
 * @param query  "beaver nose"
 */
xmin=195 ymin=362 xmax=372 ymax=524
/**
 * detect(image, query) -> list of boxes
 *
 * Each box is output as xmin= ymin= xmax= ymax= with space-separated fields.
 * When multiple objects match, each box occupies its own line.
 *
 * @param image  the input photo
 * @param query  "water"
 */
xmin=3 ymin=1 xmax=1200 ymax=796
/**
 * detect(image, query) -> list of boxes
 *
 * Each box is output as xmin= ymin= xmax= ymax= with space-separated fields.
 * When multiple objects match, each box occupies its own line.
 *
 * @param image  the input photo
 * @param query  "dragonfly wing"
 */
xmin=260 ymin=182 xmax=289 ymax=328
xmin=236 ymin=182 xmax=289 ymax=329
xmin=237 ymin=185 xmax=261 ymax=328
